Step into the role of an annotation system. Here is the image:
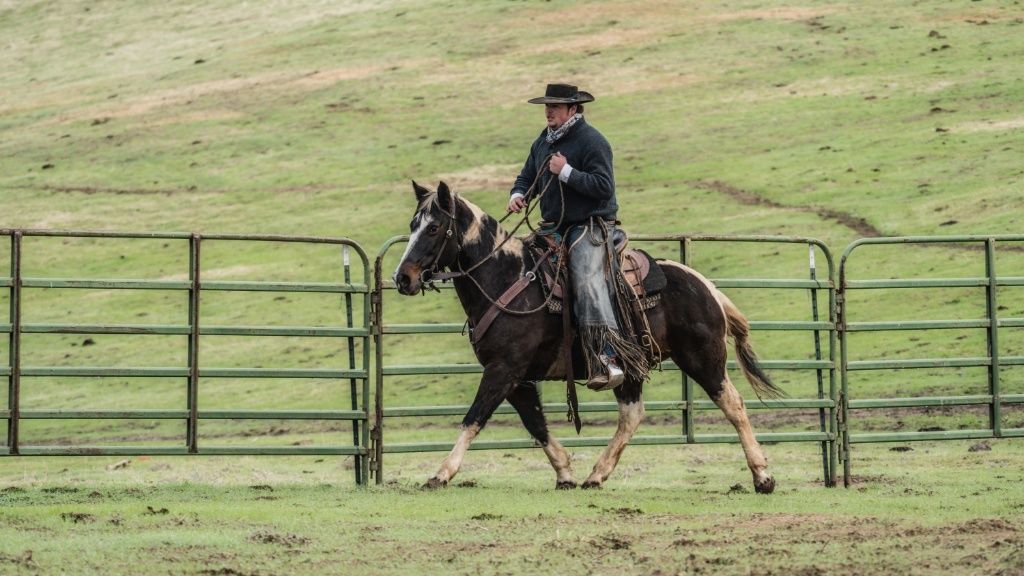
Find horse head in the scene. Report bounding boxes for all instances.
[393,181,462,295]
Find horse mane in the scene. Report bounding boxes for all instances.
[419,186,522,256]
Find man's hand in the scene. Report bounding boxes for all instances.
[507,195,526,213]
[548,152,567,174]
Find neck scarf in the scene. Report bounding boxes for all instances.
[546,113,583,143]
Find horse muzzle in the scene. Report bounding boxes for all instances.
[393,262,423,296]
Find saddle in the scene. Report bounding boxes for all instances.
[534,233,667,314]
[467,232,666,347]
[466,230,666,434]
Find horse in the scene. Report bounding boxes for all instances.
[392,181,783,493]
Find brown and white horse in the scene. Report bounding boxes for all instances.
[393,181,783,493]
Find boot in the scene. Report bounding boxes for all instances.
[585,355,625,391]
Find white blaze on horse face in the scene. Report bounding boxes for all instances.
[394,211,434,281]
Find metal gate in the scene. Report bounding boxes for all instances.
[838,235,1024,486]
[1,230,371,484]
[373,234,839,486]
[10,228,1022,488]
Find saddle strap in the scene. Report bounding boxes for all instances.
[563,285,581,434]
[471,275,531,345]
[470,248,552,345]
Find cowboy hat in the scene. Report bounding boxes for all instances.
[527,83,595,104]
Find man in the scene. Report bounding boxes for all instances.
[508,83,647,390]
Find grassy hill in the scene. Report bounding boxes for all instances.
[3,0,1022,246]
[3,2,1024,574]
[2,0,1023,447]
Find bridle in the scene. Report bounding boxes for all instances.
[413,178,566,318]
[417,190,462,291]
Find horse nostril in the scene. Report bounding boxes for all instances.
[395,273,410,291]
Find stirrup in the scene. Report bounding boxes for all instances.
[585,356,625,391]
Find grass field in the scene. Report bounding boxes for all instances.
[2,0,1024,574]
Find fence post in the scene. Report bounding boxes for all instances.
[985,238,1002,438]
[187,234,201,454]
[7,232,22,455]
[343,247,363,484]
[680,237,694,443]
[808,245,833,486]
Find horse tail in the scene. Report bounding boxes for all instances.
[715,291,786,400]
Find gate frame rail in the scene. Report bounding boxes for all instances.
[373,233,839,487]
[1,230,372,484]
[837,235,1024,486]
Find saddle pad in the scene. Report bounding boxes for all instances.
[624,249,667,296]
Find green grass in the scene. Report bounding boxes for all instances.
[2,0,1024,573]
[2,442,1023,575]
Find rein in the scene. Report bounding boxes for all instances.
[421,156,568,318]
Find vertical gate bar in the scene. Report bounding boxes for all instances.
[361,251,371,485]
[186,234,200,453]
[343,247,362,484]
[372,254,385,483]
[7,232,22,454]
[680,238,694,443]
[985,238,1001,438]
[837,267,851,487]
[827,254,839,488]
[808,244,832,485]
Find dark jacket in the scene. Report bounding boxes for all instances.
[510,117,617,231]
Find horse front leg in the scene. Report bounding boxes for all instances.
[582,381,644,489]
[425,363,517,489]
[712,375,775,494]
[507,381,576,489]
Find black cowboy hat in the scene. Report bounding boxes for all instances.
[527,83,595,105]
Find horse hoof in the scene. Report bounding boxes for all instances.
[556,480,578,490]
[754,476,776,494]
[422,477,448,490]
[581,480,602,490]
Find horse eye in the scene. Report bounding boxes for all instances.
[428,224,440,234]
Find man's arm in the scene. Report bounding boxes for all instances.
[509,140,541,212]
[557,136,615,200]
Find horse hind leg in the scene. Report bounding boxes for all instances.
[582,379,644,489]
[712,374,775,494]
[507,381,576,489]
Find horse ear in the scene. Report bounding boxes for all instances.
[412,180,431,203]
[437,181,452,206]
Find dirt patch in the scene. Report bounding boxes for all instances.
[11,183,189,196]
[42,487,79,494]
[470,512,503,521]
[704,7,838,23]
[591,533,632,550]
[957,518,1018,534]
[952,117,1024,133]
[690,179,884,237]
[0,551,37,570]
[249,530,310,547]
[440,164,520,193]
[691,179,1024,254]
[60,512,96,524]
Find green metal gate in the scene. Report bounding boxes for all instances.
[1,230,371,484]
[12,228,1022,488]
[838,235,1024,486]
[373,234,839,486]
